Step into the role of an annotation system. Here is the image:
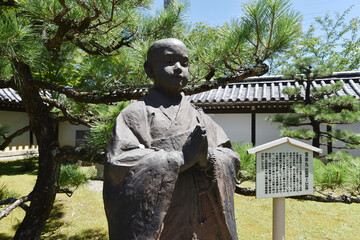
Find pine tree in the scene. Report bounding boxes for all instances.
[0,0,301,238]
[269,7,360,157]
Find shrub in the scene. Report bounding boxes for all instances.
[327,151,357,162]
[315,160,346,189]
[0,184,18,201]
[85,101,130,154]
[314,152,360,191]
[58,164,96,189]
[232,142,256,182]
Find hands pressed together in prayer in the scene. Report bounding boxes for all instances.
[181,125,208,172]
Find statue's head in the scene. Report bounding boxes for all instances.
[144,38,189,94]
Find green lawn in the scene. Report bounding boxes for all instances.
[235,187,360,239]
[1,160,360,239]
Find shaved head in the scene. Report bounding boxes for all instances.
[146,38,188,64]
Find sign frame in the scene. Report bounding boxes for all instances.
[255,144,314,199]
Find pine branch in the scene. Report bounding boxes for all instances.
[46,0,136,55]
[41,97,93,127]
[264,0,276,59]
[72,40,108,55]
[0,125,31,150]
[330,146,353,150]
[45,21,73,51]
[53,146,105,164]
[183,63,269,95]
[57,187,77,197]
[75,0,91,16]
[55,116,91,127]
[46,0,102,51]
[41,96,69,116]
[148,1,183,39]
[0,195,31,220]
[282,122,312,127]
[32,79,146,103]
[73,35,132,56]
[320,131,360,146]
[90,0,115,27]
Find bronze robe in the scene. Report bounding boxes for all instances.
[103,88,240,240]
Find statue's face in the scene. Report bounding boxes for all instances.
[149,39,189,93]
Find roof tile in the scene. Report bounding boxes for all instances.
[188,71,360,105]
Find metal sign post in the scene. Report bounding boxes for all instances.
[248,137,322,240]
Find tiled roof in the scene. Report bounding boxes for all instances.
[0,88,22,103]
[188,71,360,113]
[0,88,24,111]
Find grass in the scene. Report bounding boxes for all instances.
[1,160,360,239]
[236,182,360,240]
[0,160,106,240]
[0,173,107,240]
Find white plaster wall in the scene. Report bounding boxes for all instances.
[207,113,251,144]
[58,122,89,147]
[0,110,30,147]
[256,113,283,145]
[207,112,360,156]
[208,113,283,146]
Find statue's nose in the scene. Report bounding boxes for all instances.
[174,62,182,72]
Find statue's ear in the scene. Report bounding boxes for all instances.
[144,61,154,79]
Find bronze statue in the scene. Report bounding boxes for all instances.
[103,38,240,240]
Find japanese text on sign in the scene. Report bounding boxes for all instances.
[256,145,313,199]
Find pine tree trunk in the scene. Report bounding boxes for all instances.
[327,125,333,155]
[14,146,60,240]
[12,60,61,240]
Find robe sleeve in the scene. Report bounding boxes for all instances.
[209,148,240,240]
[103,104,185,240]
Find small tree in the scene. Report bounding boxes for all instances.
[269,7,360,157]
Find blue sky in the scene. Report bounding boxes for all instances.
[153,0,359,29]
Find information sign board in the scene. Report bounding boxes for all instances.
[255,144,313,199]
